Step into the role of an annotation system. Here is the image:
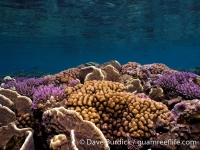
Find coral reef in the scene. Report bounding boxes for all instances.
[49,68,80,85]
[151,99,200,150]
[32,84,66,109]
[122,62,141,75]
[156,71,200,99]
[171,99,200,123]
[50,134,68,150]
[0,104,16,126]
[66,80,171,143]
[80,66,107,82]
[1,77,49,98]
[0,123,34,150]
[122,62,169,79]
[42,107,109,150]
[1,61,200,150]
[101,60,122,72]
[79,60,121,82]
[15,113,36,129]
[0,88,32,114]
[0,88,35,149]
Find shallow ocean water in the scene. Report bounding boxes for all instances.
[0,0,200,74]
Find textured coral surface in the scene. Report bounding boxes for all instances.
[66,80,171,142]
[1,60,200,150]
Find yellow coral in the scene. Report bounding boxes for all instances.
[66,80,170,141]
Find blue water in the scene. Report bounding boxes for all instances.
[0,0,200,75]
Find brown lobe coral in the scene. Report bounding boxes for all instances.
[65,80,171,142]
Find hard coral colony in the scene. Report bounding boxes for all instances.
[0,60,200,150]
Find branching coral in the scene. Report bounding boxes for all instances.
[1,77,49,98]
[156,71,200,99]
[32,84,66,109]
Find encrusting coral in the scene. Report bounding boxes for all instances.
[49,68,80,85]
[171,99,200,123]
[36,96,67,112]
[65,80,171,143]
[122,62,141,75]
[42,107,109,150]
[151,99,200,150]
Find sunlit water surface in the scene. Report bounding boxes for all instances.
[0,0,200,75]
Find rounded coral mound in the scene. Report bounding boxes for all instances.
[65,80,171,142]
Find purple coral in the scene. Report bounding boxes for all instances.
[68,79,80,87]
[156,71,200,99]
[2,77,48,98]
[171,99,200,121]
[32,84,66,109]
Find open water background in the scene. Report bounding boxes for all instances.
[0,0,200,75]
